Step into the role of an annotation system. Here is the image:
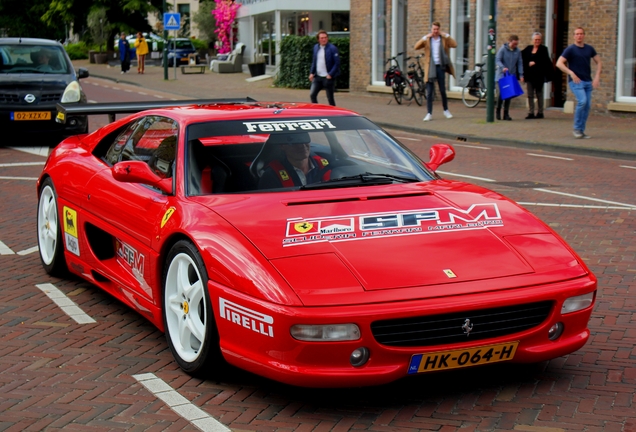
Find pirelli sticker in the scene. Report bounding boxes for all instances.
[63,206,80,256]
[284,203,504,247]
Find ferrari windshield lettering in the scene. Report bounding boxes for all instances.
[243,119,336,133]
[219,297,274,338]
[284,203,504,246]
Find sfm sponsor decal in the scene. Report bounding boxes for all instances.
[116,239,145,276]
[243,118,336,133]
[284,203,503,246]
[219,297,274,338]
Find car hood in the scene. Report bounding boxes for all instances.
[201,183,586,303]
[0,74,73,87]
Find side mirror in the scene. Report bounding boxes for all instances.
[426,143,455,172]
[77,67,89,79]
[112,160,173,195]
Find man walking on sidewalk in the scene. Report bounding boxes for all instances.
[556,27,602,139]
[414,22,457,122]
[309,30,340,106]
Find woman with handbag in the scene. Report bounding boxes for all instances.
[522,32,554,119]
[495,35,524,120]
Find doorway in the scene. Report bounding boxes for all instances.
[551,0,569,107]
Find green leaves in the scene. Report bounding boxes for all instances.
[274,36,349,90]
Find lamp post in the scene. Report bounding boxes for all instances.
[486,0,496,122]
[163,0,168,80]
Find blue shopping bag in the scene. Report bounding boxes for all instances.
[498,71,524,100]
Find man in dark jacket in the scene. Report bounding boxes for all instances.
[521,32,553,119]
[309,30,340,106]
[118,33,130,74]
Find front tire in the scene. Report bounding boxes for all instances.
[462,84,482,108]
[37,178,68,276]
[392,81,403,105]
[162,240,222,376]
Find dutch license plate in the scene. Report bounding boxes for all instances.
[407,341,519,374]
[12,111,52,121]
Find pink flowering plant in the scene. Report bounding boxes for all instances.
[213,0,240,54]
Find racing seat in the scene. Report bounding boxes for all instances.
[249,132,311,180]
[200,155,231,194]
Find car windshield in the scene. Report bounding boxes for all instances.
[0,44,69,74]
[185,116,434,195]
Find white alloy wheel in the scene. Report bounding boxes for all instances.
[38,184,58,265]
[164,251,207,363]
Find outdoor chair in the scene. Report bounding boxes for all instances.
[211,43,245,73]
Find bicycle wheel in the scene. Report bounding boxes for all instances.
[403,79,414,102]
[462,80,483,108]
[392,81,403,105]
[412,77,425,106]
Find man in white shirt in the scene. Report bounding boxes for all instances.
[414,22,457,121]
[309,31,341,106]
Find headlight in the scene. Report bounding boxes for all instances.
[561,292,595,314]
[290,324,360,341]
[61,81,81,103]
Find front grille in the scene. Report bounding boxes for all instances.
[0,93,20,104]
[371,301,553,347]
[41,92,62,103]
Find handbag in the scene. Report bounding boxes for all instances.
[498,71,524,100]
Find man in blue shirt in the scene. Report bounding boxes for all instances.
[309,31,340,106]
[557,27,602,139]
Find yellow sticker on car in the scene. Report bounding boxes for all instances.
[62,206,80,256]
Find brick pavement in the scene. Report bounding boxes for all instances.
[74,59,636,160]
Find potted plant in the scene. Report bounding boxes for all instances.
[87,7,111,64]
[248,53,266,77]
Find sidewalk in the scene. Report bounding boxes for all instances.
[74,59,636,160]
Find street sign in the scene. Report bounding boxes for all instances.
[164,13,181,31]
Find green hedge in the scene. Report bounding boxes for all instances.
[275,36,349,90]
[64,42,91,60]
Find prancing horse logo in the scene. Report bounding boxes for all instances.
[462,318,474,336]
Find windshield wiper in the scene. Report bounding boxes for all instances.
[300,173,419,190]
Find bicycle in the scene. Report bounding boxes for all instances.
[459,57,489,108]
[384,52,413,105]
[406,54,426,106]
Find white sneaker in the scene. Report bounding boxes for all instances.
[423,113,432,122]
[443,110,453,119]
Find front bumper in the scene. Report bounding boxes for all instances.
[212,275,596,387]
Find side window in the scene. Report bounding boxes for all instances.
[104,116,179,179]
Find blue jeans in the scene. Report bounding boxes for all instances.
[569,81,593,133]
[310,76,336,106]
[426,64,449,114]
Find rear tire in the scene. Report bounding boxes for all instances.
[392,81,403,105]
[162,240,222,376]
[462,83,483,108]
[413,78,425,106]
[37,178,68,276]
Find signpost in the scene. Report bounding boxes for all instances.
[163,12,181,80]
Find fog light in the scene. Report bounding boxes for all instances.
[350,347,369,367]
[548,322,564,341]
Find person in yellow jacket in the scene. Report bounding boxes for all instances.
[414,22,457,122]
[134,32,149,74]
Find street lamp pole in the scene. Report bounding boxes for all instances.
[486,0,497,122]
[163,0,168,80]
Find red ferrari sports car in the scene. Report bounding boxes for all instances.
[37,100,596,387]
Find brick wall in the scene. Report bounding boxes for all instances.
[350,0,630,114]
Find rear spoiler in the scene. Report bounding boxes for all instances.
[55,97,257,124]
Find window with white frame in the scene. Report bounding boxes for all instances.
[617,0,636,101]
[372,0,388,85]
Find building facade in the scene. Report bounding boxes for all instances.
[350,0,636,115]
[235,0,350,66]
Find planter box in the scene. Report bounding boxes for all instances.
[94,53,109,64]
[248,62,266,77]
